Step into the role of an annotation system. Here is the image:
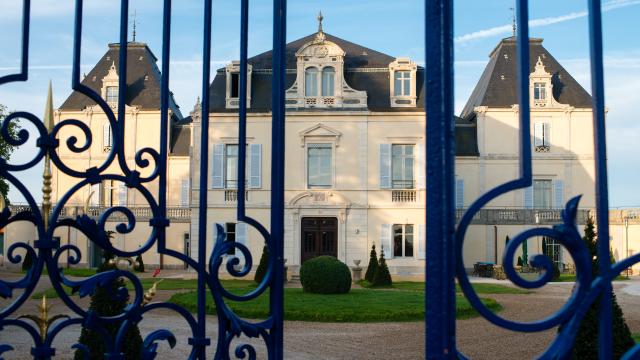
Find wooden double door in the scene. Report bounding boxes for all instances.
[301,217,338,264]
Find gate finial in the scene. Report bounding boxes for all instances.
[42,81,54,231]
[510,6,516,37]
[315,11,325,42]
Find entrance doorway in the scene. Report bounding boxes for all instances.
[301,217,338,263]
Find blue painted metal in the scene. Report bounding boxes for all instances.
[0,0,285,359]
[424,0,632,358]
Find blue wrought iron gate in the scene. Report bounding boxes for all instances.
[0,0,634,359]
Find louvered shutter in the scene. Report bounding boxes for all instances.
[534,123,544,147]
[455,178,464,209]
[234,222,248,263]
[379,144,391,189]
[416,143,426,189]
[181,178,190,207]
[117,184,127,205]
[524,186,533,209]
[543,123,551,147]
[417,224,426,260]
[103,123,112,148]
[381,224,393,259]
[249,144,262,188]
[554,179,564,209]
[212,144,224,189]
[90,184,101,206]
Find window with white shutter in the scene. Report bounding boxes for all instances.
[249,144,262,188]
[416,143,426,189]
[554,179,564,209]
[103,123,113,152]
[380,224,393,259]
[534,122,550,152]
[181,178,190,207]
[211,144,224,189]
[379,144,391,189]
[90,183,101,206]
[455,178,464,209]
[117,184,127,206]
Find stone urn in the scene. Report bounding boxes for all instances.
[351,259,363,282]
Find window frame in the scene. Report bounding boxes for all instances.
[534,82,547,101]
[321,66,335,96]
[106,86,118,104]
[394,71,411,96]
[393,224,415,258]
[533,179,553,209]
[306,143,333,189]
[391,144,415,189]
[224,144,239,189]
[305,67,319,97]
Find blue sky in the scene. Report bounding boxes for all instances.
[0,0,639,207]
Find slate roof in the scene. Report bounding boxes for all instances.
[460,37,592,119]
[207,33,425,113]
[60,42,182,117]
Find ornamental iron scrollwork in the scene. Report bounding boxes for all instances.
[0,0,286,359]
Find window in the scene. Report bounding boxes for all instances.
[393,224,414,258]
[394,71,411,96]
[534,122,550,152]
[103,123,113,151]
[225,223,236,255]
[225,144,239,189]
[106,86,118,104]
[533,179,552,209]
[534,82,546,101]
[307,143,332,188]
[230,73,240,98]
[321,67,335,96]
[392,144,414,189]
[543,237,562,267]
[305,67,319,96]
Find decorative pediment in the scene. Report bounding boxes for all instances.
[529,56,568,109]
[289,190,351,207]
[299,123,342,147]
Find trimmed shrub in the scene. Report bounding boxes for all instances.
[517,256,523,267]
[134,254,145,273]
[364,244,378,283]
[74,235,142,359]
[372,247,392,287]
[21,249,34,271]
[254,245,269,283]
[300,256,351,294]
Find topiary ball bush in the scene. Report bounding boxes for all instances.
[300,256,351,294]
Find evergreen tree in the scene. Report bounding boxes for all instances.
[254,245,270,283]
[372,246,392,287]
[74,235,143,359]
[134,254,145,273]
[21,247,34,271]
[0,105,20,203]
[568,217,634,359]
[364,244,378,283]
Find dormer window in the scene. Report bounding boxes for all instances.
[389,58,418,107]
[225,61,252,109]
[106,86,118,104]
[534,82,546,101]
[305,67,319,96]
[321,67,335,96]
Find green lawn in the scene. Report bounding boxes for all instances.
[552,274,630,282]
[358,281,531,294]
[24,267,98,277]
[169,288,501,322]
[634,333,640,344]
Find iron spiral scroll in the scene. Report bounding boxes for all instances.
[0,0,285,359]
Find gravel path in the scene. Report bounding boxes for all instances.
[0,276,638,359]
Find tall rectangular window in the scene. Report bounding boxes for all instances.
[392,144,414,189]
[533,179,552,209]
[393,224,414,258]
[225,223,236,255]
[534,82,546,100]
[231,73,240,98]
[394,71,411,96]
[225,144,239,189]
[106,86,118,104]
[307,143,332,188]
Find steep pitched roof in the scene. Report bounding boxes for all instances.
[60,42,182,116]
[460,37,592,119]
[207,33,425,113]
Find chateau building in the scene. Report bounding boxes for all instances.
[5,20,640,276]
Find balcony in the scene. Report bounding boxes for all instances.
[392,190,417,203]
[224,190,249,203]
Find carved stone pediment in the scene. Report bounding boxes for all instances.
[299,123,342,147]
[289,191,351,207]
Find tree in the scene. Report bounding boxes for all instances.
[364,244,378,283]
[0,105,20,203]
[372,246,392,287]
[254,245,269,283]
[133,254,145,273]
[74,234,143,359]
[568,217,634,359]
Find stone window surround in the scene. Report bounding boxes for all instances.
[225,61,253,109]
[299,124,341,189]
[389,57,418,108]
[101,61,120,108]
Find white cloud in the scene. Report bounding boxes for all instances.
[455,0,640,44]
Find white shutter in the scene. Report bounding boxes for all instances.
[379,144,391,189]
[90,184,100,206]
[554,179,564,209]
[524,186,533,209]
[543,123,551,147]
[211,144,224,189]
[455,178,464,209]
[117,184,127,205]
[417,224,426,260]
[234,222,248,263]
[103,123,112,148]
[381,224,393,259]
[416,143,426,189]
[249,144,262,189]
[533,123,543,147]
[181,178,190,207]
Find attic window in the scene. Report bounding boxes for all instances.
[394,71,410,96]
[225,61,252,109]
[231,73,240,98]
[534,83,546,100]
[106,86,118,104]
[144,75,149,81]
[389,58,418,107]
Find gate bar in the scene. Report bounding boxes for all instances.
[424,0,456,358]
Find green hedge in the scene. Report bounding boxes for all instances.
[300,256,351,294]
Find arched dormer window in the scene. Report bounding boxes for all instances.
[321,67,335,96]
[305,67,319,96]
[101,61,120,108]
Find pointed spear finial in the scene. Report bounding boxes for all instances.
[132,10,137,42]
[510,7,516,37]
[44,81,54,133]
[42,81,54,230]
